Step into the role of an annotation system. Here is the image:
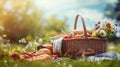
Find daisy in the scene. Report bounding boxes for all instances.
[99,30,107,37]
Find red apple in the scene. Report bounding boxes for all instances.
[87,33,92,37]
[68,35,72,38]
[64,35,68,38]
[64,35,72,39]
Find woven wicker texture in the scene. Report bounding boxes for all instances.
[61,14,108,58]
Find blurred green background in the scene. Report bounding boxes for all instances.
[0,0,68,42]
[0,0,120,43]
[0,0,120,67]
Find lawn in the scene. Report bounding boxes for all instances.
[0,42,120,67]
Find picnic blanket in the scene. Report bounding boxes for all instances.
[87,52,120,61]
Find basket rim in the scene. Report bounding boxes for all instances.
[63,37,107,41]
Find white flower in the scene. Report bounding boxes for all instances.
[3,34,7,37]
[38,38,43,44]
[19,38,26,43]
[34,42,39,46]
[99,30,106,37]
[6,43,10,47]
[0,36,3,41]
[24,41,32,49]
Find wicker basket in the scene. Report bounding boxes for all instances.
[61,14,108,58]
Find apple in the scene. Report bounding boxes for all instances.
[75,34,81,38]
[64,35,72,39]
[68,35,72,38]
[87,33,92,37]
[64,35,68,38]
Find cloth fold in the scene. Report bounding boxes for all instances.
[87,52,120,61]
[53,37,63,55]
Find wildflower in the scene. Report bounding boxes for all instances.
[98,21,101,24]
[93,21,115,39]
[19,38,26,43]
[0,36,3,41]
[17,47,22,52]
[8,51,12,55]
[106,22,111,27]
[3,34,7,38]
[4,60,7,63]
[34,41,39,46]
[6,43,10,47]
[99,30,107,37]
[38,38,43,44]
[24,41,33,50]
[96,26,100,29]
[108,26,114,31]
[11,49,16,53]
[91,32,97,37]
[115,24,117,26]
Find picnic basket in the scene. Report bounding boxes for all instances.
[61,14,108,58]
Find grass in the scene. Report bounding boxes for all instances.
[0,43,120,67]
[108,43,120,53]
[0,58,120,67]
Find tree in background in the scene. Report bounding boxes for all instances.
[0,0,68,42]
[43,15,67,35]
[104,0,120,21]
[104,0,120,43]
[114,0,120,21]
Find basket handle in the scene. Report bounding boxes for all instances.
[74,14,87,38]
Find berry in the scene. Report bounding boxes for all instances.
[52,55,58,60]
[54,51,60,56]
[23,54,30,58]
[11,52,21,60]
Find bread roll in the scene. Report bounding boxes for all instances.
[37,48,52,55]
[73,30,93,35]
[36,54,51,62]
[43,44,53,52]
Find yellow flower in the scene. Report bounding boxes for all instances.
[8,51,12,55]
[92,32,97,37]
[17,47,22,51]
[11,49,16,53]
[17,47,22,53]
[108,26,114,30]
